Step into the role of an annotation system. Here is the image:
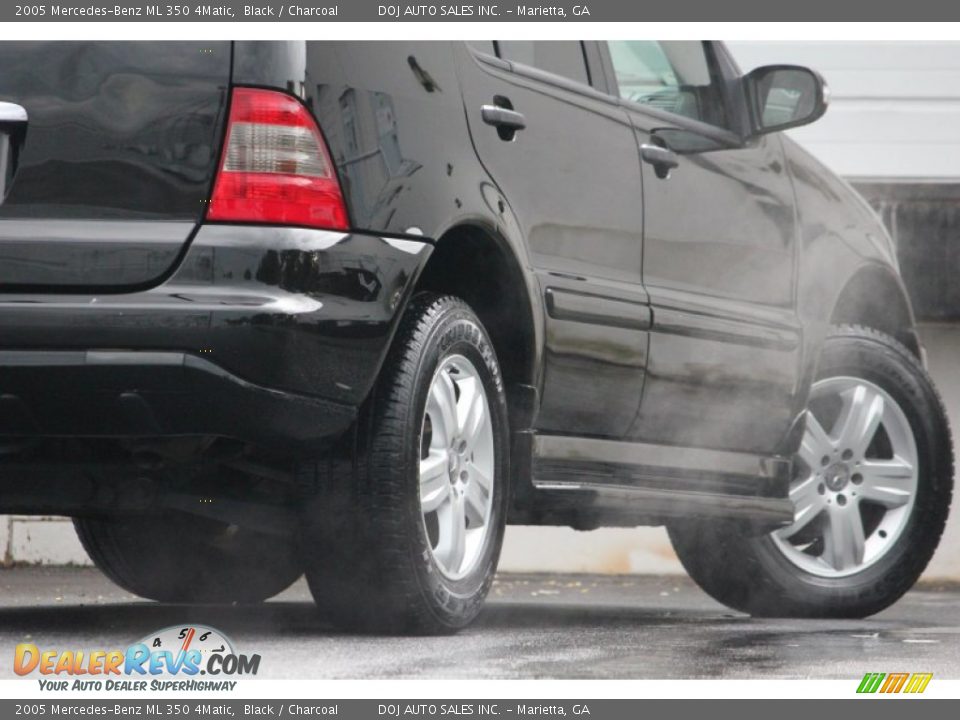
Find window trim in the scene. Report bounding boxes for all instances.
[709,41,754,139]
[464,40,498,59]
[582,41,615,95]
[469,41,611,101]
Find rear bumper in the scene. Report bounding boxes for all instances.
[0,224,432,447]
[0,349,355,448]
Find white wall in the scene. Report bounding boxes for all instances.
[728,42,960,182]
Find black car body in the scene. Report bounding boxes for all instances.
[0,41,949,631]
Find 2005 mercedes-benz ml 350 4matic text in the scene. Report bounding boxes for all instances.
[0,41,952,633]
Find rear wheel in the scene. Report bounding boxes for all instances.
[74,512,302,603]
[300,293,510,634]
[669,325,953,617]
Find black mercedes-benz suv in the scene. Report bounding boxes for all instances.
[0,41,951,633]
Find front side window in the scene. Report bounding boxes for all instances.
[607,41,727,128]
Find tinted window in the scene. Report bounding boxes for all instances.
[608,41,727,128]
[497,41,590,85]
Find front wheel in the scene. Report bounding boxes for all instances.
[669,325,953,618]
[300,293,510,634]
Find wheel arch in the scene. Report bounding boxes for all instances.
[413,222,542,431]
[829,264,921,358]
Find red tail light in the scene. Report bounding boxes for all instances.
[207,87,349,231]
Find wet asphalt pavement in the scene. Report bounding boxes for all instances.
[0,567,958,679]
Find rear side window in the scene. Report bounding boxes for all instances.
[607,41,728,129]
[497,41,590,86]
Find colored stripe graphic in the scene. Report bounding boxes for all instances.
[881,673,910,693]
[904,673,933,694]
[857,673,885,693]
[857,672,932,694]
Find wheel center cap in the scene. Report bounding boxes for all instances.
[824,462,851,491]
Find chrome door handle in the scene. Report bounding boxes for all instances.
[0,102,28,203]
[481,105,526,131]
[0,102,28,124]
[640,143,679,180]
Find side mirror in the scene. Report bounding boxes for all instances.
[743,65,828,137]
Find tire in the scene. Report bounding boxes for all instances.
[74,512,303,603]
[300,293,510,634]
[669,325,953,618]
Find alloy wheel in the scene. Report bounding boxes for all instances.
[771,376,919,578]
[419,354,496,580]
